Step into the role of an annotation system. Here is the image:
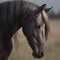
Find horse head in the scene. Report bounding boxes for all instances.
[22,4,52,58]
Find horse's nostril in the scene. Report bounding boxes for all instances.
[38,51,44,58]
[41,52,44,57]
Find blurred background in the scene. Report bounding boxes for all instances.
[0,0,60,60]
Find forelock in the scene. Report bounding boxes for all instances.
[42,10,50,40]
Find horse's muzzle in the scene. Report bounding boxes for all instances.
[32,51,44,58]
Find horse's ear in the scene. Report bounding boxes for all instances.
[45,7,53,12]
[34,4,46,14]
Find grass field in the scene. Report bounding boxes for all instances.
[8,19,60,60]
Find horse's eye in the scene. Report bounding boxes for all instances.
[36,25,41,29]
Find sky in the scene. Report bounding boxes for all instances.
[0,0,60,13]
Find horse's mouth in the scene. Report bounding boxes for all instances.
[32,40,44,58]
[32,51,44,58]
[32,44,44,58]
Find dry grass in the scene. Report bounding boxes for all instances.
[9,19,60,60]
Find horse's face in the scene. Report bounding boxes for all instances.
[32,11,46,58]
[23,11,46,58]
[22,4,52,58]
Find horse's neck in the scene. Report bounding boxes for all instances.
[6,1,38,27]
[0,1,24,39]
[0,1,38,39]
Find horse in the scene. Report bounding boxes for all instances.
[0,1,52,60]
